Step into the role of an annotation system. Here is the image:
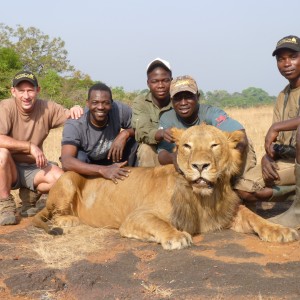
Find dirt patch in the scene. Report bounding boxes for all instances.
[0,203,300,300]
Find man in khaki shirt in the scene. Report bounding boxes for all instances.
[236,35,300,228]
[131,58,173,166]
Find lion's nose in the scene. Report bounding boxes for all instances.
[192,163,210,172]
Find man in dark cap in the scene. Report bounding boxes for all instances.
[236,35,300,228]
[0,71,83,225]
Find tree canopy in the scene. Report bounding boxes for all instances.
[203,87,275,108]
[0,47,22,98]
[0,23,74,75]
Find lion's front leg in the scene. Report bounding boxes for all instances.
[230,205,299,242]
[47,172,82,231]
[119,211,193,250]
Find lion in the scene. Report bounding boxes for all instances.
[32,124,298,250]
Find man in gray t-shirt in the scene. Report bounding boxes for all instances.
[61,83,137,184]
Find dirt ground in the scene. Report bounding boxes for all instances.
[0,200,300,300]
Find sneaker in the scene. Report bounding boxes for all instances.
[0,194,17,225]
[19,188,42,218]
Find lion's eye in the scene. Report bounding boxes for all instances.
[183,143,191,149]
[211,143,219,148]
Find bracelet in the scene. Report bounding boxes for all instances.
[28,141,31,154]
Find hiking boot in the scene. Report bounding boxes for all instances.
[0,194,17,225]
[19,188,42,217]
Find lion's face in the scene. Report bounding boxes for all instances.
[172,124,244,196]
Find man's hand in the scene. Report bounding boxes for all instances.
[261,154,279,186]
[265,125,279,158]
[100,161,130,184]
[69,105,84,120]
[161,128,175,143]
[107,131,128,163]
[29,143,48,168]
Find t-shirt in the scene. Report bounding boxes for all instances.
[273,84,300,147]
[0,98,67,163]
[158,104,244,153]
[62,100,132,161]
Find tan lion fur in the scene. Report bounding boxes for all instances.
[33,124,298,250]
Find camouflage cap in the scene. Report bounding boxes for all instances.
[12,71,38,87]
[272,35,300,56]
[170,75,198,98]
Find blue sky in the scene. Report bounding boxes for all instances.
[1,0,299,96]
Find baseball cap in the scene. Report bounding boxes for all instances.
[146,57,171,73]
[272,35,300,56]
[170,75,198,98]
[12,71,39,87]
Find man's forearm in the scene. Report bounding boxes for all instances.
[158,150,175,165]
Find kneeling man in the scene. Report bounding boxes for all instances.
[61,83,138,184]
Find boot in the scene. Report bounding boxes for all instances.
[19,188,42,217]
[268,163,300,228]
[0,194,17,225]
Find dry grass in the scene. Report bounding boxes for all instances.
[226,105,273,160]
[43,127,64,166]
[141,282,173,298]
[31,225,112,269]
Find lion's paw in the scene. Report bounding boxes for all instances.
[259,225,299,243]
[161,231,193,250]
[54,215,81,228]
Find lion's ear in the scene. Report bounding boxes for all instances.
[225,130,246,149]
[171,128,185,145]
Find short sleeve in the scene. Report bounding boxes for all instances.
[61,120,82,147]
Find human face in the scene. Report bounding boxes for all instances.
[276,49,300,88]
[87,90,112,127]
[147,67,172,104]
[11,81,40,113]
[172,91,199,121]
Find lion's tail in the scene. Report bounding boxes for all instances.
[32,207,54,234]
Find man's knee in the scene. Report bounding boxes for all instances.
[49,165,64,183]
[34,164,64,192]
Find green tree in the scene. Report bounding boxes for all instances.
[205,90,231,107]
[112,86,126,101]
[39,70,63,99]
[0,47,22,98]
[0,23,74,75]
[59,71,94,108]
[241,87,270,102]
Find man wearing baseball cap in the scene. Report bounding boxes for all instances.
[131,58,173,167]
[12,71,39,87]
[236,35,300,227]
[157,75,250,166]
[0,70,83,225]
